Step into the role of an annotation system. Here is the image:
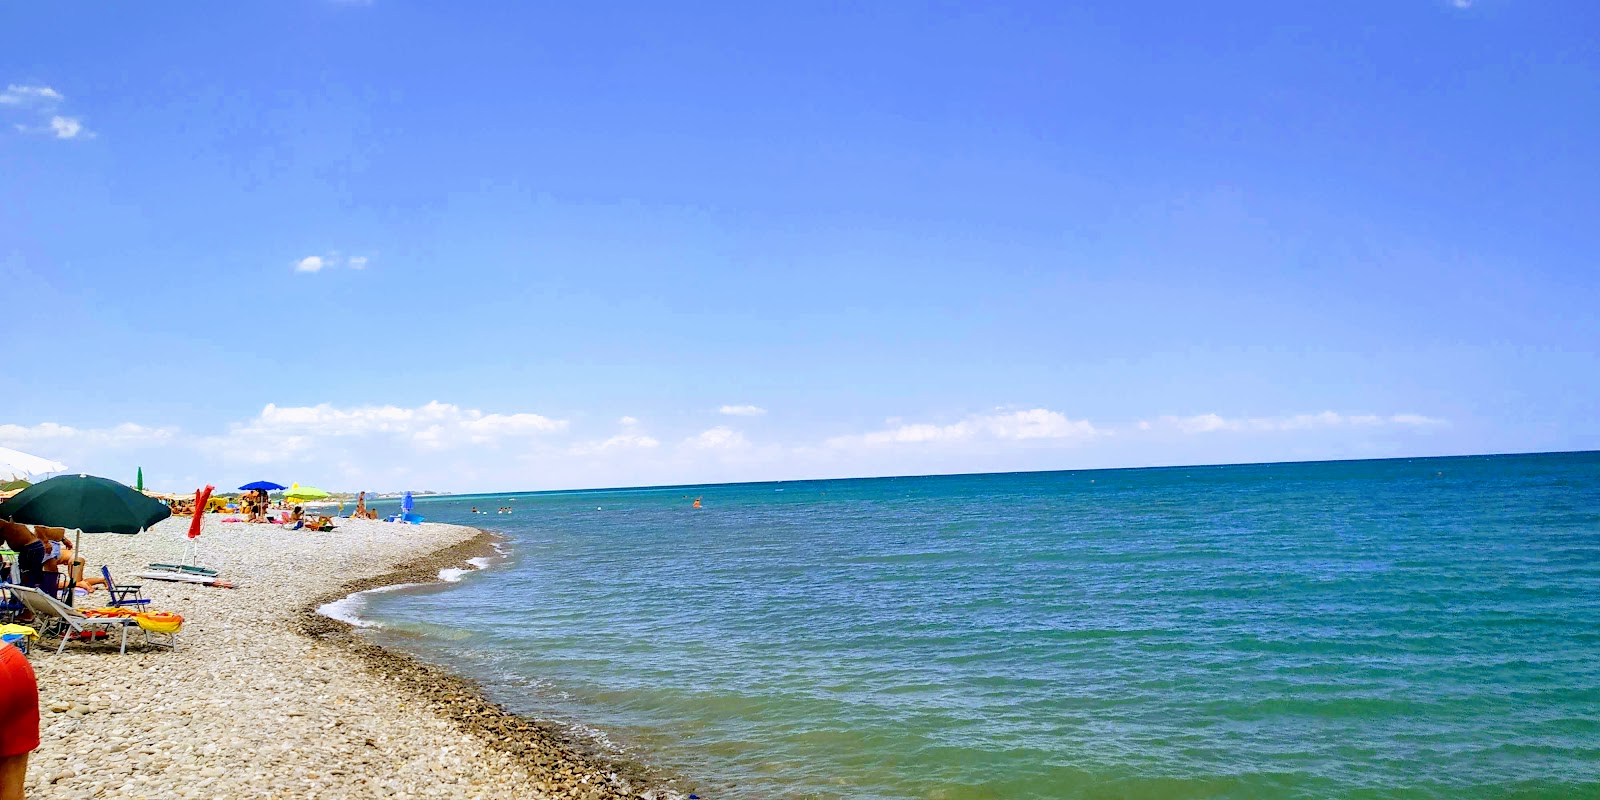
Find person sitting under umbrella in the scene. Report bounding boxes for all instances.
[0,522,43,620]
[34,526,69,599]
[56,538,88,590]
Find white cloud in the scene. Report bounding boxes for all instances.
[4,87,92,140]
[1148,412,1446,434]
[829,408,1098,448]
[247,401,563,442]
[686,426,749,450]
[0,422,177,448]
[569,433,661,456]
[0,84,62,105]
[294,253,371,273]
[618,416,639,426]
[719,404,767,417]
[49,116,87,139]
[1452,0,1472,8]
[200,401,567,463]
[459,412,567,442]
[1389,413,1446,427]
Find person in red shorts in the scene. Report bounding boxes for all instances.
[0,640,39,800]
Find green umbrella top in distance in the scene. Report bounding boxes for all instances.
[0,474,173,534]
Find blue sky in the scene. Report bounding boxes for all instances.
[3,1,1597,492]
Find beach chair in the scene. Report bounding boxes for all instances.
[0,561,23,623]
[101,566,149,607]
[3,584,145,655]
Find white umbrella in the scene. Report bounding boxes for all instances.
[0,446,68,483]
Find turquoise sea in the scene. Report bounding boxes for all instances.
[351,453,1600,799]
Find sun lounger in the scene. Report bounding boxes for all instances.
[146,562,219,576]
[3,584,146,654]
[135,570,235,588]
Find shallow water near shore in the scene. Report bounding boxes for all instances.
[357,452,1600,799]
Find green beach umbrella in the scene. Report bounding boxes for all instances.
[0,479,28,493]
[0,474,172,534]
[136,467,144,492]
[284,484,330,501]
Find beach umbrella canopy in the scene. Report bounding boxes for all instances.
[239,480,287,491]
[0,479,29,492]
[284,484,330,500]
[0,446,68,483]
[0,474,172,534]
[401,491,414,514]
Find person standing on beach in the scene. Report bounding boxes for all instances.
[0,640,40,800]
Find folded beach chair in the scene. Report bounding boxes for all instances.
[101,566,149,607]
[3,584,145,655]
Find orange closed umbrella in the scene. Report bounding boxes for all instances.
[189,485,214,539]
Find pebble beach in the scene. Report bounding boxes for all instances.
[22,514,678,800]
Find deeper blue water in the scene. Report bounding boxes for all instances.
[357,453,1600,799]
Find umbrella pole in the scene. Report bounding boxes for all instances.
[68,528,81,607]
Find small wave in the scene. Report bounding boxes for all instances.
[468,556,494,569]
[439,567,472,582]
[316,582,424,627]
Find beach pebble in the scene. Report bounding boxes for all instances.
[24,514,667,800]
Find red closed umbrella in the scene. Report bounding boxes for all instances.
[189,485,214,539]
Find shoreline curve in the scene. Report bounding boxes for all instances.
[297,527,697,800]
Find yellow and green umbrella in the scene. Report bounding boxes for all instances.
[284,484,330,501]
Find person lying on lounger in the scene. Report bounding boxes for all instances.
[75,573,108,593]
[280,506,306,529]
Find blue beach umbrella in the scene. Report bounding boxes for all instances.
[238,480,287,491]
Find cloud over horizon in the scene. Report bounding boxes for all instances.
[1146,412,1447,435]
[0,402,1453,493]
[830,408,1099,448]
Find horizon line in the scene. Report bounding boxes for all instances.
[413,447,1599,499]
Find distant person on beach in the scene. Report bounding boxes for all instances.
[281,506,306,530]
[249,490,272,523]
[354,491,367,519]
[0,640,39,800]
